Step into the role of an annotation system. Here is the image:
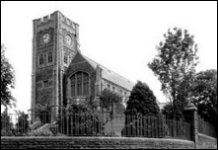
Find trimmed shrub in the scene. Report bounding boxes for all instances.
[125,81,160,116]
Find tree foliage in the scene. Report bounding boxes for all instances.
[1,110,29,136]
[148,28,199,119]
[1,45,15,107]
[15,111,29,135]
[126,81,160,116]
[192,69,217,128]
[161,102,183,120]
[1,109,13,136]
[100,89,123,116]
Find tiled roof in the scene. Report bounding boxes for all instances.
[84,56,134,91]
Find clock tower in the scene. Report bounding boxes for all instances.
[31,11,79,122]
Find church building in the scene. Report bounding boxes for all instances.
[31,11,134,122]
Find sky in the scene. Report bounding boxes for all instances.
[1,1,217,113]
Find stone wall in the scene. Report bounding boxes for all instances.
[1,137,194,149]
[197,133,217,149]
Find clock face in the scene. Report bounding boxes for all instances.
[66,34,72,46]
[42,33,50,44]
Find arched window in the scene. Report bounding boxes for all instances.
[70,71,90,97]
[48,52,53,63]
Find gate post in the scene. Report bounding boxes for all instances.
[184,102,198,149]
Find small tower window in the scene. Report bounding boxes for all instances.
[39,54,44,65]
[48,52,53,63]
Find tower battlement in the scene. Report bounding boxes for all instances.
[33,13,55,24]
[33,11,79,30]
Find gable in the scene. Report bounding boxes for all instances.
[70,52,87,64]
[66,52,96,77]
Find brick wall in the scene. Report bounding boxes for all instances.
[197,133,217,149]
[1,137,194,149]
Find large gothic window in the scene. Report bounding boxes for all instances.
[70,72,90,97]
